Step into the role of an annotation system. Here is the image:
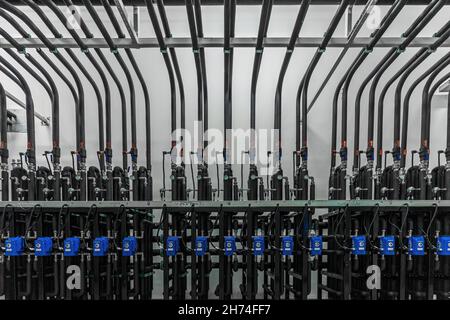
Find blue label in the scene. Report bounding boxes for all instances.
[352,235,366,255]
[5,237,24,257]
[437,236,450,256]
[122,236,137,257]
[408,236,425,256]
[34,237,53,257]
[252,236,265,256]
[282,236,294,256]
[166,236,180,257]
[195,236,208,257]
[310,236,323,256]
[64,237,81,257]
[93,237,109,257]
[224,236,236,256]
[380,236,396,256]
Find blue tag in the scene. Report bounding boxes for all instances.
[166,236,180,257]
[437,236,450,256]
[282,236,294,256]
[379,236,395,256]
[310,236,323,256]
[224,236,236,256]
[35,237,53,257]
[5,237,24,257]
[352,235,366,255]
[408,236,425,256]
[252,236,265,256]
[194,236,208,257]
[122,236,137,257]
[93,237,109,257]
[64,237,81,257]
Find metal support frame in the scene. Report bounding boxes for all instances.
[1,37,449,49]
[113,0,140,44]
[2,200,450,210]
[5,90,50,126]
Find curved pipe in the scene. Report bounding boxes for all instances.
[401,52,450,168]
[388,25,450,167]
[0,58,36,200]
[36,48,79,146]
[250,0,272,164]
[274,0,310,165]
[102,0,152,170]
[421,61,450,157]
[156,0,186,132]
[332,0,406,171]
[195,0,209,142]
[144,0,177,139]
[39,0,106,172]
[0,81,8,202]
[298,0,349,169]
[366,0,444,170]
[186,0,205,162]
[0,0,88,200]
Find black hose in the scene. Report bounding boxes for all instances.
[103,0,152,170]
[274,0,310,165]
[330,0,406,170]
[186,0,205,161]
[421,61,450,156]
[36,49,80,147]
[401,52,450,167]
[157,1,186,133]
[250,0,272,164]
[391,25,450,166]
[144,0,177,139]
[195,0,209,144]
[0,81,8,202]
[40,0,106,172]
[366,0,444,169]
[298,0,349,169]
[0,58,36,200]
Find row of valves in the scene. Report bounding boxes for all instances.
[4,234,449,258]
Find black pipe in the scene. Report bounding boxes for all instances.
[391,25,450,168]
[333,0,406,171]
[144,0,177,139]
[421,60,450,157]
[250,0,272,164]
[156,0,186,132]
[39,0,106,174]
[100,1,152,198]
[6,44,62,200]
[0,58,36,200]
[36,48,80,148]
[186,0,205,162]
[0,82,8,202]
[195,0,209,144]
[103,0,152,172]
[401,53,450,167]
[367,0,444,171]
[298,0,349,170]
[1,0,88,200]
[274,0,310,166]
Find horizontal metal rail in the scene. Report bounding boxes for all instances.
[1,200,450,211]
[1,37,449,49]
[9,0,448,6]
[5,90,50,126]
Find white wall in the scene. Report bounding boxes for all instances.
[1,4,450,203]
